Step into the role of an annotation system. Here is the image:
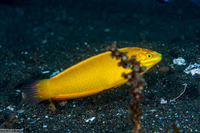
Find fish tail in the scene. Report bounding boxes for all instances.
[22,79,50,104]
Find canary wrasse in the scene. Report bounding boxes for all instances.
[23,47,162,104]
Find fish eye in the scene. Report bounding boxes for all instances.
[147,54,152,59]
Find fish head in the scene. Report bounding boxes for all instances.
[136,48,162,71]
[126,47,162,71]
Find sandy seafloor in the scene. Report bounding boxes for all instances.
[0,0,200,132]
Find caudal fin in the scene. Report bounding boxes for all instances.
[22,79,50,104]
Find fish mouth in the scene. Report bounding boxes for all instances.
[153,53,162,64]
[157,53,162,62]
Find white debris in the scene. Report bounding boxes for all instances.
[160,98,167,104]
[170,83,187,102]
[42,71,50,74]
[184,63,200,76]
[16,89,21,92]
[43,125,47,128]
[173,57,186,65]
[85,117,96,122]
[50,68,63,78]
[6,105,14,111]
[50,70,60,77]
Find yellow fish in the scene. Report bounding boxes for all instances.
[23,47,162,104]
